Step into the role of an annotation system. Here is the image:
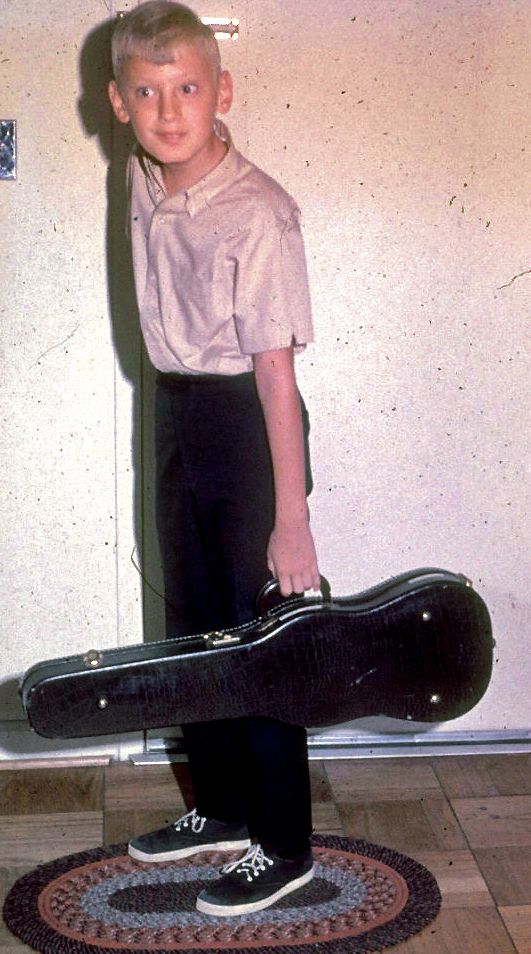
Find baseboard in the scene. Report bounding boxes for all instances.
[2,720,529,766]
[137,727,531,763]
[0,720,144,765]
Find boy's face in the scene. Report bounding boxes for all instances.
[108,40,232,184]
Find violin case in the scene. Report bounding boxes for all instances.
[21,567,493,739]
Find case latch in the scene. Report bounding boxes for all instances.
[204,632,242,649]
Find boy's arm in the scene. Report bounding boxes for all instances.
[253,347,320,597]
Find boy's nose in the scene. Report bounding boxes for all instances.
[159,91,181,122]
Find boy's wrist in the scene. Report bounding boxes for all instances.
[273,504,310,530]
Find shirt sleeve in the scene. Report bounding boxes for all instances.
[232,206,314,354]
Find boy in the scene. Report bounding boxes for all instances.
[108,0,320,917]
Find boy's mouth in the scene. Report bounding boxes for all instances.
[157,131,186,144]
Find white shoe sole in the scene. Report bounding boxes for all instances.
[196,864,315,916]
[128,837,250,863]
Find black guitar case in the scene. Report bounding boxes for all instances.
[21,567,493,739]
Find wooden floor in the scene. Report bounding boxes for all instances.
[0,753,530,952]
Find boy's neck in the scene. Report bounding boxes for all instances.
[160,134,228,197]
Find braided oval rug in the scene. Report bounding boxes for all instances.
[3,834,440,954]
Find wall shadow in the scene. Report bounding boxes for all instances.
[77,18,166,647]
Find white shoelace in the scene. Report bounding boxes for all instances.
[173,808,207,834]
[221,844,274,882]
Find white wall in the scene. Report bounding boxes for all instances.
[0,0,529,760]
[0,0,144,759]
[242,0,531,737]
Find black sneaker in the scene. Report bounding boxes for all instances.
[128,808,250,863]
[196,843,314,916]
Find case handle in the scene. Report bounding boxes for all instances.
[256,575,332,617]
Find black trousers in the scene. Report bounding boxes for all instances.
[155,371,313,859]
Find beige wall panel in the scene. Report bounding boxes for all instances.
[241,0,530,732]
[0,0,142,749]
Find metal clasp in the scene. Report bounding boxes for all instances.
[204,632,242,649]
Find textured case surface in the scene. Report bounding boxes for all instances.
[21,568,493,738]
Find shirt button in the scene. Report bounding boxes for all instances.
[159,216,166,224]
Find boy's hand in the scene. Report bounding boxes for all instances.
[267,514,320,596]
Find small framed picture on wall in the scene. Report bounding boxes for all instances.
[0,120,16,180]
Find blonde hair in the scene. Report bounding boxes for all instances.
[111,1,221,82]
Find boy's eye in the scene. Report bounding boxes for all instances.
[182,83,198,95]
[137,86,153,98]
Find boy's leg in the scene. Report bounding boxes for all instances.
[153,377,258,826]
[128,379,251,862]
[152,373,313,858]
[194,697,314,914]
[181,718,312,859]
[240,718,312,859]
[182,375,313,859]
[180,718,248,823]
[154,380,224,638]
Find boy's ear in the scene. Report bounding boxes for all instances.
[108,80,131,124]
[217,70,233,115]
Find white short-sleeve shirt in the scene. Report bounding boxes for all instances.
[128,122,314,375]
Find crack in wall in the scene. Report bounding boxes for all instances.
[497,269,531,291]
[31,324,80,368]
